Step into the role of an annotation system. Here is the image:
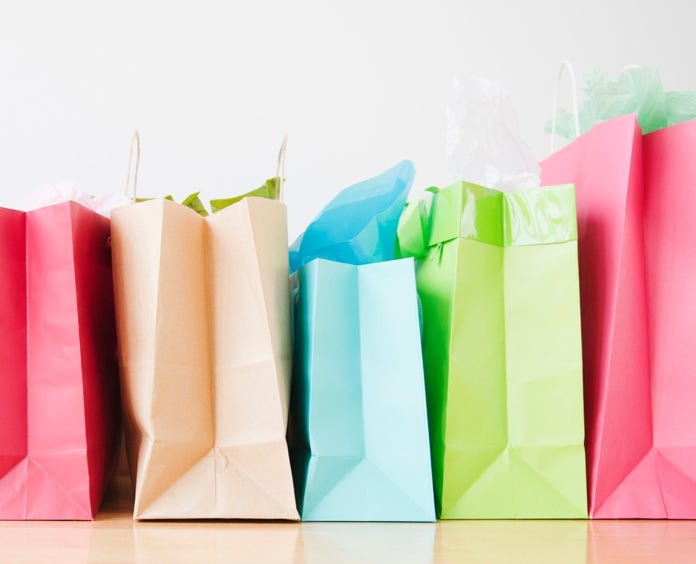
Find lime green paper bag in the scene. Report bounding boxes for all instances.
[397,181,587,519]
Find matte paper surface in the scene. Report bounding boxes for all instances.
[112,197,298,520]
[290,258,435,522]
[542,115,696,518]
[0,202,120,520]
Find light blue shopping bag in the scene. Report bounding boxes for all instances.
[290,258,435,521]
[288,160,434,521]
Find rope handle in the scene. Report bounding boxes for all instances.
[125,131,286,204]
[550,60,580,152]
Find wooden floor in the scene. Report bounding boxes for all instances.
[2,477,696,563]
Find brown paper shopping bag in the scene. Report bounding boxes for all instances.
[111,135,297,519]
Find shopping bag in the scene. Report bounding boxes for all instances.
[291,258,435,522]
[397,181,587,518]
[288,161,434,521]
[112,196,298,520]
[541,115,647,518]
[543,66,696,517]
[543,115,696,518]
[639,120,696,518]
[0,201,120,520]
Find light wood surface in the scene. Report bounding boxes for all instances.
[2,476,696,563]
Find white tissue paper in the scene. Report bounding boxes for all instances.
[447,76,540,191]
[19,182,131,217]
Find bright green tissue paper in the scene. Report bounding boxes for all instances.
[136,178,281,217]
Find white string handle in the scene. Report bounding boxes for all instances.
[276,133,288,202]
[550,60,580,152]
[125,130,141,202]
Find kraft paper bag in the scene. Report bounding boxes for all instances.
[543,112,696,518]
[290,258,435,522]
[397,182,587,519]
[0,202,120,520]
[112,196,298,520]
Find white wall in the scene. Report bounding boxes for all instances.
[1,0,694,238]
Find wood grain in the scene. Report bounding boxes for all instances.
[1,475,695,563]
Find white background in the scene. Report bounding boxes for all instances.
[1,0,694,238]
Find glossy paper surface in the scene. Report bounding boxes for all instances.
[290,258,435,522]
[398,182,587,518]
[0,202,120,520]
[112,197,298,520]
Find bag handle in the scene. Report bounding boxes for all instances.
[124,132,285,206]
[125,130,141,202]
[276,134,288,202]
[549,60,580,152]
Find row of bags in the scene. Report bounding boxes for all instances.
[1,67,695,521]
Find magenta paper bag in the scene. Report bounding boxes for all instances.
[638,120,696,518]
[543,113,696,518]
[540,115,652,518]
[0,202,120,520]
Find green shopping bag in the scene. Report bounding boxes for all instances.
[397,181,587,519]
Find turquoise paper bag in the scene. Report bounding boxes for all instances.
[290,257,435,522]
[288,160,415,273]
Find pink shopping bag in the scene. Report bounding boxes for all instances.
[0,202,120,520]
[541,114,696,518]
[638,120,696,518]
